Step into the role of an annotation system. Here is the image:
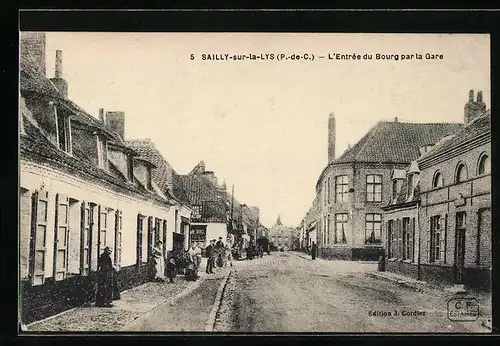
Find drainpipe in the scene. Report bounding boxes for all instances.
[417,201,421,281]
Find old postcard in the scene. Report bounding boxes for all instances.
[19,31,491,333]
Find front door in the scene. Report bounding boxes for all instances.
[455,212,467,283]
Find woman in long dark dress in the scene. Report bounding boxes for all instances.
[311,241,318,260]
[96,247,115,307]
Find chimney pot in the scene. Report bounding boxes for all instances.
[477,90,483,103]
[328,112,336,163]
[394,117,398,122]
[469,89,474,102]
[105,111,125,139]
[98,108,105,123]
[55,50,63,78]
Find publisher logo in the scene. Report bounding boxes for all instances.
[447,297,479,321]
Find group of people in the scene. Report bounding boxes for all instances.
[93,238,234,308]
[246,243,264,260]
[204,237,233,274]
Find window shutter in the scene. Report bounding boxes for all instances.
[162,221,167,258]
[137,215,143,266]
[426,217,431,262]
[410,218,415,262]
[30,190,49,286]
[444,214,448,264]
[53,193,70,281]
[147,216,154,260]
[114,210,122,269]
[80,202,93,275]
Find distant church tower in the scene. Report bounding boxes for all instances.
[328,112,336,163]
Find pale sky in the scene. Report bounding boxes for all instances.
[43,33,490,228]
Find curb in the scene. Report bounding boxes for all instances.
[119,275,207,331]
[366,272,426,292]
[204,269,232,332]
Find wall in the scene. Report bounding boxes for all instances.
[19,160,178,323]
[317,162,407,259]
[418,141,491,289]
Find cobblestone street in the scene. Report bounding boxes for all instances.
[214,252,492,333]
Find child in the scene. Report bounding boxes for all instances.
[166,257,176,283]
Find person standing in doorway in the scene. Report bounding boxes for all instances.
[95,247,115,307]
[311,241,318,260]
[205,239,215,274]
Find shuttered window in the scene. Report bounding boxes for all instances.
[387,220,393,258]
[98,206,108,256]
[80,202,92,275]
[430,215,441,262]
[162,220,168,258]
[53,194,70,281]
[137,214,144,266]
[410,218,416,262]
[29,190,49,286]
[402,218,410,260]
[147,216,154,260]
[114,210,122,269]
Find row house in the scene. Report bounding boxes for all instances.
[383,91,491,291]
[315,113,462,260]
[300,196,319,251]
[19,32,191,324]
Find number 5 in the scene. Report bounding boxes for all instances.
[190,54,195,60]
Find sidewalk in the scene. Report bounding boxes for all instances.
[25,258,229,332]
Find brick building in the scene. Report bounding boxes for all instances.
[315,113,462,260]
[268,215,294,250]
[417,92,491,290]
[19,32,191,324]
[381,90,491,291]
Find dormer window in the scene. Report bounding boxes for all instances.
[127,155,134,182]
[96,135,108,170]
[407,174,414,199]
[54,105,72,154]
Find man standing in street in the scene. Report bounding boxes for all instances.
[205,239,215,274]
[311,241,318,260]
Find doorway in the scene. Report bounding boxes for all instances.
[454,212,467,283]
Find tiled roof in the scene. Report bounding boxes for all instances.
[335,121,463,164]
[20,55,126,146]
[418,111,491,164]
[21,118,163,202]
[126,140,190,204]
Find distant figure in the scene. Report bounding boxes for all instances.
[151,241,165,282]
[205,240,215,274]
[195,242,203,275]
[95,247,115,307]
[186,243,198,281]
[216,237,224,249]
[166,257,177,283]
[311,241,318,260]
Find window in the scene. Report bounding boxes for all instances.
[147,216,154,260]
[53,194,70,281]
[97,206,109,257]
[387,220,393,257]
[335,175,349,202]
[146,168,153,190]
[29,190,49,285]
[97,136,108,170]
[127,155,134,181]
[80,202,93,276]
[407,174,414,198]
[190,225,207,246]
[429,215,443,262]
[432,171,443,188]
[366,175,382,202]
[335,213,348,244]
[455,163,468,183]
[478,154,490,175]
[402,218,413,261]
[136,215,144,266]
[114,210,122,269]
[365,214,382,244]
[54,106,72,154]
[327,176,331,204]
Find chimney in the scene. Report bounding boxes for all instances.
[49,50,68,98]
[464,89,487,123]
[106,111,125,139]
[394,117,398,122]
[328,112,336,163]
[20,32,46,77]
[98,108,105,123]
[203,171,217,186]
